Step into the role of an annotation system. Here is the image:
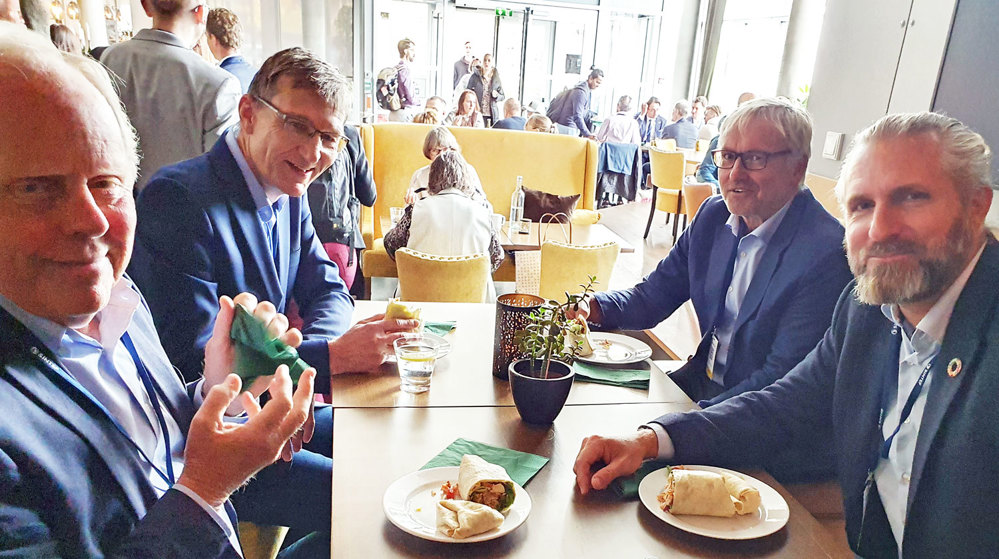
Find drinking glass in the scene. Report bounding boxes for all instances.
[394,335,440,393]
[390,207,404,227]
[491,213,505,234]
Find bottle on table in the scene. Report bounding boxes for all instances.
[509,176,525,234]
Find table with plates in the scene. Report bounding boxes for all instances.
[329,300,851,558]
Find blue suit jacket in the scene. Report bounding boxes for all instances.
[635,114,668,144]
[130,135,352,392]
[657,239,999,558]
[0,293,237,558]
[594,189,851,406]
[219,55,256,94]
[661,119,699,149]
[492,116,526,130]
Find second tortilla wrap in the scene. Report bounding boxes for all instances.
[457,455,516,513]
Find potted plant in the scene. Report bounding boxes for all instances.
[509,277,597,424]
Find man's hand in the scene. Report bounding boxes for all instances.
[178,367,316,507]
[565,294,600,323]
[203,293,303,414]
[328,314,421,374]
[573,430,659,495]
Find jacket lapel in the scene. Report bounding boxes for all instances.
[1,310,156,519]
[907,240,999,513]
[731,190,808,334]
[210,137,285,304]
[704,222,737,329]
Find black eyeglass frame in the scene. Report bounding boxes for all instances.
[711,149,795,170]
[252,95,348,154]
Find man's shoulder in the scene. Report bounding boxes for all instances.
[141,143,236,207]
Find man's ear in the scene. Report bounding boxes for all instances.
[237,95,256,133]
[140,0,154,17]
[192,3,206,24]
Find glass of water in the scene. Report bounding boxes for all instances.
[394,335,440,393]
[390,207,404,227]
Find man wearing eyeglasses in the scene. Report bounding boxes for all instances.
[129,48,420,545]
[570,98,851,421]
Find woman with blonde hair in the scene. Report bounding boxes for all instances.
[405,126,490,208]
[525,114,554,133]
[466,53,504,126]
[446,89,485,128]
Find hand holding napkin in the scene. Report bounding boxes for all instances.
[229,305,310,385]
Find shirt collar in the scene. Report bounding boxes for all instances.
[880,241,986,346]
[224,127,287,212]
[725,194,795,242]
[0,277,140,353]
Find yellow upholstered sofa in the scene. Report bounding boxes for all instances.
[356,123,599,282]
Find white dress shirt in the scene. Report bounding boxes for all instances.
[595,111,642,144]
[875,242,984,554]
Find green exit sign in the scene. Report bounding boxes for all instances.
[495,8,514,16]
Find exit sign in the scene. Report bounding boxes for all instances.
[495,8,514,16]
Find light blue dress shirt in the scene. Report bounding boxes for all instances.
[875,243,984,554]
[225,127,288,256]
[711,198,794,386]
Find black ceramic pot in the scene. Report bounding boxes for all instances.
[508,359,574,424]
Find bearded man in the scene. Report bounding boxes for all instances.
[573,112,999,559]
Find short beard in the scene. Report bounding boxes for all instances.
[848,216,978,306]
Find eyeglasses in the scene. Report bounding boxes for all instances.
[253,95,348,154]
[712,149,794,170]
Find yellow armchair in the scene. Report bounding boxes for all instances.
[396,249,492,303]
[538,241,620,301]
[238,522,288,559]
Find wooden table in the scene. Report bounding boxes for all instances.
[331,404,852,558]
[499,221,635,253]
[334,301,691,408]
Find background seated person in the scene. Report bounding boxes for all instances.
[492,97,526,130]
[412,109,441,125]
[424,95,448,118]
[384,151,503,302]
[661,99,699,149]
[445,89,485,128]
[525,114,555,133]
[596,95,642,144]
[405,126,490,209]
[699,104,723,140]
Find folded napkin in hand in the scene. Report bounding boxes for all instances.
[423,320,457,337]
[229,305,310,385]
[573,361,651,390]
[421,438,549,487]
[608,460,672,499]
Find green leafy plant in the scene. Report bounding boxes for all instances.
[514,276,597,379]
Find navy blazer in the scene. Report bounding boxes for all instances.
[219,55,256,94]
[635,114,668,143]
[595,189,851,406]
[0,295,237,558]
[661,119,699,149]
[130,134,352,391]
[657,239,999,558]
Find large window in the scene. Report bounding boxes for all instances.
[708,0,791,107]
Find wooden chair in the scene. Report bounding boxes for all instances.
[643,149,686,241]
[238,523,288,559]
[681,183,714,223]
[396,249,491,303]
[538,241,620,301]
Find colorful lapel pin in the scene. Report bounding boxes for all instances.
[947,358,962,378]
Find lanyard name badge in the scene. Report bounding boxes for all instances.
[120,332,177,486]
[878,356,934,462]
[706,231,743,382]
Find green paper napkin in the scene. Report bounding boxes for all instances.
[608,460,672,499]
[423,320,457,337]
[573,361,651,390]
[229,305,310,385]
[421,438,549,487]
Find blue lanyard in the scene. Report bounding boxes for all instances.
[878,352,935,461]
[120,332,176,485]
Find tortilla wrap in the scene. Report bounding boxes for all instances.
[436,500,504,539]
[565,319,594,356]
[457,455,516,513]
[659,469,737,517]
[722,473,761,514]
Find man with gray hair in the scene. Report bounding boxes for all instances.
[101,0,241,190]
[660,98,699,148]
[492,97,526,130]
[595,94,641,144]
[572,98,851,417]
[574,111,999,557]
[0,22,319,557]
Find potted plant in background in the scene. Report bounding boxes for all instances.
[510,277,596,424]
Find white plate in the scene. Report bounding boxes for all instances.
[575,333,652,365]
[638,465,789,540]
[383,466,531,543]
[386,332,451,362]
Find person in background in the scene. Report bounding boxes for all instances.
[635,96,668,144]
[570,98,851,419]
[49,23,81,53]
[525,113,554,133]
[405,126,489,208]
[691,94,708,128]
[596,95,641,144]
[101,0,241,191]
[467,52,504,127]
[492,97,526,130]
[453,56,478,103]
[698,93,756,190]
[425,95,448,119]
[0,0,22,23]
[661,99,699,149]
[573,112,999,558]
[547,68,603,138]
[453,40,473,89]
[411,109,441,125]
[18,0,45,33]
[446,89,485,128]
[384,150,504,302]
[699,104,723,141]
[389,37,418,122]
[206,7,256,94]
[306,122,376,290]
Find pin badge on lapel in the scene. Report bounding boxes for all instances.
[947,358,962,378]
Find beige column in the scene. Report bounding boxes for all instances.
[776,0,824,99]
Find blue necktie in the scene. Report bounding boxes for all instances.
[269,199,284,264]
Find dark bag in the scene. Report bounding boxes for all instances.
[376,65,401,111]
[308,150,360,265]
